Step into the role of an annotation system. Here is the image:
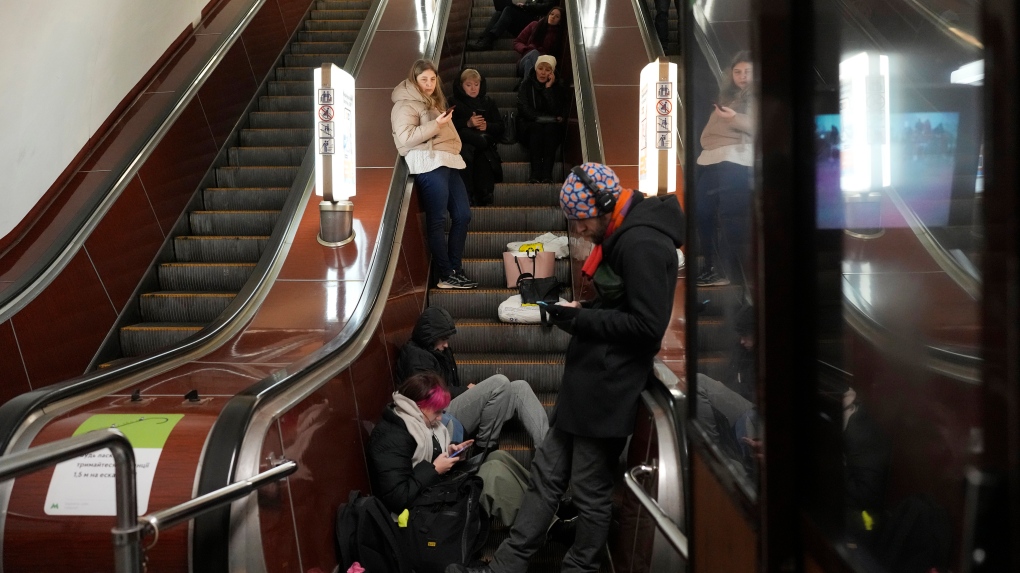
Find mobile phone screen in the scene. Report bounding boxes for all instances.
[450,446,466,458]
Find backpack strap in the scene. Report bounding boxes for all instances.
[335,490,361,568]
[360,496,412,573]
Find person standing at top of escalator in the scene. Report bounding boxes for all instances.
[694,50,755,288]
[513,6,564,77]
[468,0,557,51]
[447,163,685,573]
[517,55,569,183]
[391,59,479,290]
[450,68,504,207]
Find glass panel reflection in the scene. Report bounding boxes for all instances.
[809,0,984,570]
[687,0,760,497]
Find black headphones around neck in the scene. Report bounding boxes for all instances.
[571,166,616,215]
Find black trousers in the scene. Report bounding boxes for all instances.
[524,122,564,181]
[483,1,534,38]
[490,428,627,573]
[461,144,497,206]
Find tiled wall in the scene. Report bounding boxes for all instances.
[0,0,314,405]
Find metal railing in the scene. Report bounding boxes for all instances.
[625,463,689,559]
[0,429,296,573]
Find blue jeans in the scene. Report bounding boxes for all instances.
[694,161,752,278]
[415,167,471,277]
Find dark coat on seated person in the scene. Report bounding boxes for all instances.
[516,67,569,142]
[395,307,466,397]
[449,75,504,153]
[513,19,563,59]
[367,403,444,514]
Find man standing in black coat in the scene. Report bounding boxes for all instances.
[449,163,685,573]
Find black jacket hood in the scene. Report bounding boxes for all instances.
[603,193,685,252]
[452,74,489,105]
[411,307,457,348]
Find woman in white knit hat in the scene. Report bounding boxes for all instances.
[515,55,569,183]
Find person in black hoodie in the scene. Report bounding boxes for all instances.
[450,69,505,206]
[448,163,685,573]
[396,307,549,457]
[517,55,569,183]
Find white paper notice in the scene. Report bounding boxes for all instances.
[43,414,184,516]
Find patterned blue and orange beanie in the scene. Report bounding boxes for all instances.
[559,163,623,220]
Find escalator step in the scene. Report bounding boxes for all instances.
[283,53,350,68]
[693,284,743,316]
[173,236,269,262]
[140,292,236,322]
[483,76,520,91]
[290,42,355,55]
[228,146,306,166]
[489,92,518,109]
[456,353,565,394]
[239,127,311,146]
[248,111,308,129]
[500,162,565,183]
[120,323,204,357]
[463,51,518,65]
[450,319,571,353]
[274,67,315,82]
[159,262,256,291]
[309,9,369,20]
[460,258,571,287]
[268,81,315,97]
[465,62,518,78]
[189,210,281,235]
[203,187,290,210]
[492,183,559,206]
[297,30,360,43]
[696,318,730,352]
[430,287,572,319]
[460,231,566,258]
[215,166,300,187]
[494,142,529,162]
[460,207,566,232]
[303,19,364,32]
[315,0,372,9]
[259,95,315,112]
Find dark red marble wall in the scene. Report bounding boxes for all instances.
[0,0,313,403]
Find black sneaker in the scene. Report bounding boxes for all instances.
[438,272,478,289]
[455,271,479,288]
[696,269,730,287]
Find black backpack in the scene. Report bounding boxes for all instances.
[335,490,410,573]
[404,472,490,573]
[873,494,951,573]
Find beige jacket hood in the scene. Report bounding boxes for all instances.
[390,79,462,156]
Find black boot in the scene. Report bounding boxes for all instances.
[468,33,495,51]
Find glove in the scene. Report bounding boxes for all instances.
[540,303,579,332]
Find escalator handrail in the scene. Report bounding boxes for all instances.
[564,0,604,163]
[190,1,453,571]
[625,464,690,558]
[0,0,269,324]
[0,0,330,456]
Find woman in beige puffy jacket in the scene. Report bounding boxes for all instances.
[391,59,478,289]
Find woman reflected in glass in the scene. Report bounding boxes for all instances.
[694,51,755,288]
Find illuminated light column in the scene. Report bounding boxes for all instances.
[839,52,889,237]
[314,63,356,247]
[638,58,679,196]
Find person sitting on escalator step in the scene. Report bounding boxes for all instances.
[396,307,550,458]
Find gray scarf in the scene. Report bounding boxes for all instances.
[392,392,450,466]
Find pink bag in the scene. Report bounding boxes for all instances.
[502,250,555,288]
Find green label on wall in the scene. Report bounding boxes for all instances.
[71,414,184,448]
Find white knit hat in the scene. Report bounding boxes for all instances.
[535,55,557,71]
